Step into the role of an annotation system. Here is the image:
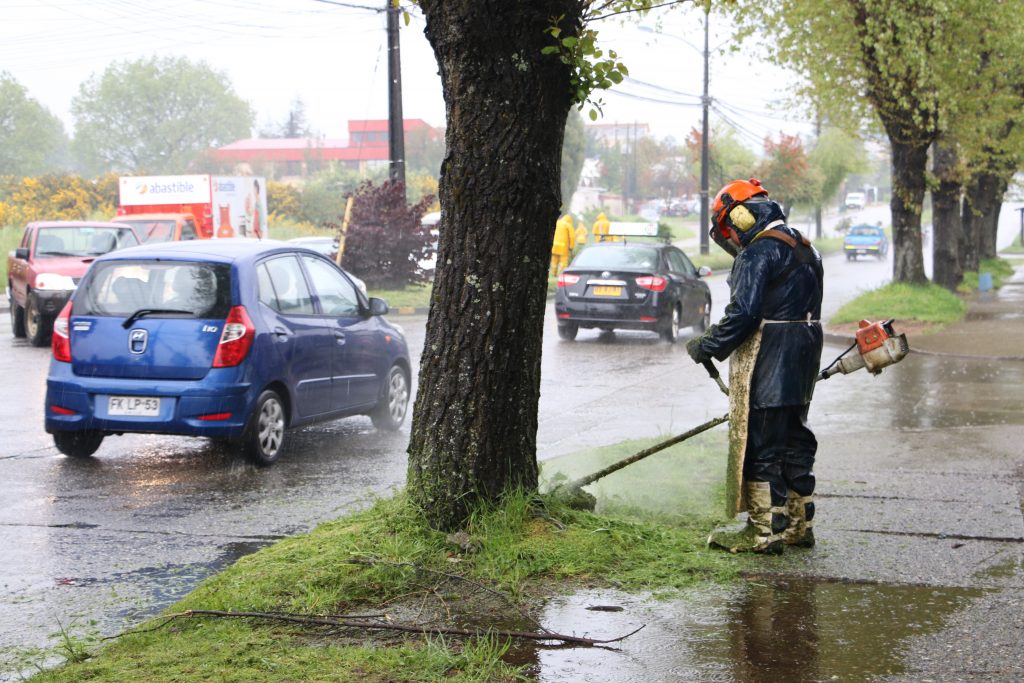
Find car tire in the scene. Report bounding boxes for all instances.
[242,389,286,466]
[25,294,51,347]
[660,304,681,343]
[371,365,410,431]
[53,431,104,458]
[557,323,578,341]
[9,288,25,338]
[695,296,711,333]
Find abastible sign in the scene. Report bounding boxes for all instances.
[119,175,211,206]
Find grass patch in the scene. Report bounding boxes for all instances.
[29,470,746,682]
[958,257,1016,292]
[1001,235,1024,255]
[371,283,433,310]
[831,281,966,326]
[2,224,24,286]
[658,216,697,242]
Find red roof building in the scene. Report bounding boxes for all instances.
[212,119,439,179]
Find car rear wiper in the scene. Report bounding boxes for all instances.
[122,308,195,328]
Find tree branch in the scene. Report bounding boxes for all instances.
[119,609,646,647]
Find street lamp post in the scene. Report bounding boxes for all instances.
[386,1,406,198]
[699,6,710,255]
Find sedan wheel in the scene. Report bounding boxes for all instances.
[25,295,50,347]
[371,365,410,431]
[660,305,681,343]
[53,430,104,458]
[243,389,286,465]
[695,296,711,333]
[557,322,578,341]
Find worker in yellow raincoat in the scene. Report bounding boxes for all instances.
[551,214,576,274]
[592,211,618,242]
[574,215,588,251]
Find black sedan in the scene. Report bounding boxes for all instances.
[554,241,712,342]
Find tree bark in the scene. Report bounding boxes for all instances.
[888,138,929,284]
[409,0,578,530]
[980,176,1007,260]
[961,171,1000,273]
[930,138,962,291]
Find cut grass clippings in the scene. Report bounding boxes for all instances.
[29,482,745,683]
[830,282,966,335]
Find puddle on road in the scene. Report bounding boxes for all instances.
[504,578,982,682]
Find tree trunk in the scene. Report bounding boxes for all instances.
[980,176,1007,260]
[961,171,1000,273]
[930,138,962,291]
[814,205,822,239]
[888,138,929,284]
[409,0,577,531]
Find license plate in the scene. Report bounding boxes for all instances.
[592,286,622,297]
[108,396,160,416]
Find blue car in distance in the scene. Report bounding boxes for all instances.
[843,224,889,261]
[45,239,411,465]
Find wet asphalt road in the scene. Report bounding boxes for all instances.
[1,224,1020,679]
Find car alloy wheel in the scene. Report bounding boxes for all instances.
[244,389,285,465]
[371,365,409,431]
[661,305,680,343]
[696,296,711,332]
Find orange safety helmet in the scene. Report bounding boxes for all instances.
[711,178,769,237]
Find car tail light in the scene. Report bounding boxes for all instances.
[51,405,76,415]
[635,275,667,292]
[212,305,255,368]
[557,273,580,287]
[52,301,72,362]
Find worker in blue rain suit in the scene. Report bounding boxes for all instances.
[685,178,823,554]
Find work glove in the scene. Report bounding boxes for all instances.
[686,335,712,364]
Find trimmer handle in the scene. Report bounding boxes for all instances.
[703,360,730,396]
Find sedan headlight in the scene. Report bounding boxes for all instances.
[34,273,77,291]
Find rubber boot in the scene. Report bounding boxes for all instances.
[708,482,785,555]
[783,492,815,547]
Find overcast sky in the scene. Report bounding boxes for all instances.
[1,0,813,151]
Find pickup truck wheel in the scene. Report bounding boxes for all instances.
[53,431,104,458]
[9,289,25,338]
[25,294,51,347]
[370,365,410,431]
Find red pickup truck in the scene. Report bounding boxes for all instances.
[7,221,140,346]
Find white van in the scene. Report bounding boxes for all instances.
[844,192,866,210]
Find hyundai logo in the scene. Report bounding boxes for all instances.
[129,329,148,354]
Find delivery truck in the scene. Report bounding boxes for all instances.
[114,175,268,243]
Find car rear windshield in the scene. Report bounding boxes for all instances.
[116,220,177,243]
[849,226,881,236]
[572,245,661,270]
[75,260,232,318]
[35,227,138,257]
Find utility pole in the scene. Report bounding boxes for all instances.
[386,1,406,198]
[699,5,710,255]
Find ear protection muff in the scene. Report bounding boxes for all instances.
[728,204,757,232]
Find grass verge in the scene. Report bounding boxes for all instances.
[29,436,746,682]
[830,281,966,327]
[371,283,433,310]
[958,257,1016,292]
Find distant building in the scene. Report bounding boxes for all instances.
[212,119,439,180]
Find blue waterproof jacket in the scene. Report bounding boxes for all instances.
[695,200,824,408]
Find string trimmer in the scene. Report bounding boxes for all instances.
[553,320,909,510]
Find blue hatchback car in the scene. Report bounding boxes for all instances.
[44,239,411,465]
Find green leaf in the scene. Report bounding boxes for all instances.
[541,46,560,55]
[589,109,599,121]
[562,36,578,49]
